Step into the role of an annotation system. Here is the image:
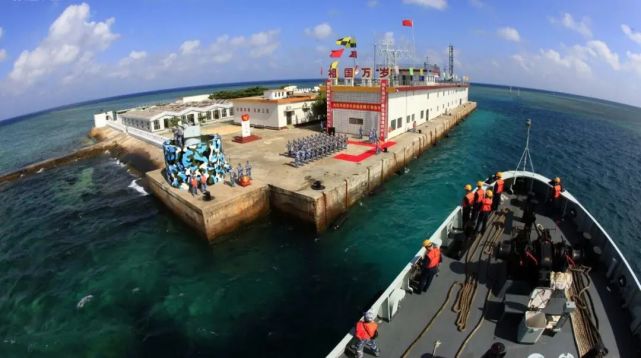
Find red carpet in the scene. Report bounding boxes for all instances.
[334,141,396,163]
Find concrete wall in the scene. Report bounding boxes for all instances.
[233,100,315,129]
[146,170,271,240]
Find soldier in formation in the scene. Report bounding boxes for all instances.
[286,133,348,167]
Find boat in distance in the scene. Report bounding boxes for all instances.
[328,126,641,357]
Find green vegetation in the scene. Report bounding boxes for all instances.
[208,86,267,100]
[310,90,327,121]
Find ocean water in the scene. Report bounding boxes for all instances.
[1,83,641,356]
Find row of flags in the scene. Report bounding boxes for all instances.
[324,19,414,75]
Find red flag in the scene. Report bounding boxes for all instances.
[330,49,344,58]
[349,50,357,58]
[402,19,413,27]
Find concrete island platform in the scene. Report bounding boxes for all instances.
[146,102,477,240]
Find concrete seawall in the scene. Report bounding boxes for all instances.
[269,102,477,231]
[145,102,476,240]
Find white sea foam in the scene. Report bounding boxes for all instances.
[128,180,149,196]
[36,168,45,173]
[76,294,93,309]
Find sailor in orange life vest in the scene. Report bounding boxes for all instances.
[461,184,474,226]
[492,172,504,211]
[475,189,494,234]
[471,181,485,225]
[549,177,565,220]
[418,240,442,293]
[353,309,380,358]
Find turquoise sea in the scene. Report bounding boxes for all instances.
[1,81,641,356]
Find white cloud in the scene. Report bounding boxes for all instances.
[626,51,641,75]
[541,48,591,75]
[497,27,520,42]
[585,40,620,70]
[403,0,447,11]
[511,54,530,71]
[180,40,200,55]
[469,0,484,8]
[305,23,332,40]
[622,24,641,45]
[7,3,119,87]
[248,29,280,58]
[0,49,6,62]
[382,31,395,45]
[367,0,378,7]
[551,13,592,38]
[128,50,147,60]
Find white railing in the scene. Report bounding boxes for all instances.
[105,120,126,132]
[105,120,167,147]
[126,126,167,147]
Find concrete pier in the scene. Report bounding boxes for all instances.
[145,101,477,240]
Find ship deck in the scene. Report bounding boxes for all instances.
[339,192,640,357]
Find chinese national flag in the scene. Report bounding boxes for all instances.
[349,50,357,58]
[402,19,413,27]
[330,49,344,58]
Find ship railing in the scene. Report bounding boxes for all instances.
[326,206,462,358]
[502,170,641,339]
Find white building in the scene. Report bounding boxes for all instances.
[326,67,469,140]
[94,95,233,133]
[232,86,318,129]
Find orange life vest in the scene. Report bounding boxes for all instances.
[201,175,207,184]
[495,179,504,194]
[475,189,485,204]
[355,321,378,340]
[481,197,493,212]
[424,247,442,269]
[190,177,197,187]
[553,184,562,199]
[462,192,474,207]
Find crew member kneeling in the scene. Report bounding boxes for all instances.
[354,310,380,358]
[418,240,442,293]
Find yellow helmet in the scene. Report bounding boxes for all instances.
[464,184,472,191]
[423,240,433,248]
[486,189,494,198]
[554,177,561,183]
[477,181,484,188]
[496,172,503,178]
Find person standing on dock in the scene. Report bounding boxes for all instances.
[189,175,198,196]
[471,181,486,225]
[418,240,442,293]
[475,190,494,234]
[353,310,380,358]
[200,172,208,193]
[462,184,474,226]
[492,172,504,211]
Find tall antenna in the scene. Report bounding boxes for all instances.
[376,36,409,84]
[448,44,454,81]
[510,119,535,192]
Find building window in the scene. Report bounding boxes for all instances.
[406,115,410,124]
[411,114,415,122]
[349,117,364,125]
[266,109,269,113]
[398,118,403,128]
[206,111,212,120]
[421,110,424,119]
[153,120,160,130]
[391,119,397,130]
[229,108,234,115]
[222,109,228,117]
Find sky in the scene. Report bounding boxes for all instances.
[0,0,640,120]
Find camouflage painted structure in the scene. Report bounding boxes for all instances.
[162,134,232,188]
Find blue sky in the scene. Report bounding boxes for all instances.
[0,0,640,119]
